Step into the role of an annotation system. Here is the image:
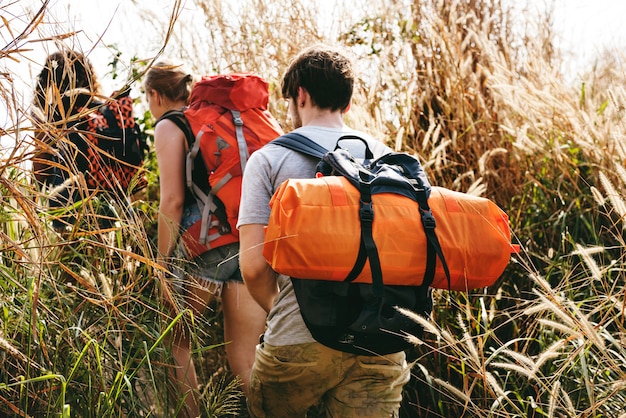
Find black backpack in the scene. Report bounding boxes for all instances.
[45,88,146,229]
[46,88,146,193]
[272,132,443,356]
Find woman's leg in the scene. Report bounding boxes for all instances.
[220,281,267,395]
[168,330,200,418]
[169,278,218,417]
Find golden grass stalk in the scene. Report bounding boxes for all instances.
[599,170,626,229]
[571,243,604,280]
[432,376,472,404]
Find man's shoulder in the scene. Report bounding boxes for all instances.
[251,140,291,161]
[245,140,298,176]
[290,126,391,156]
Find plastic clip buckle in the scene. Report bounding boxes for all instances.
[421,209,436,230]
[360,201,374,223]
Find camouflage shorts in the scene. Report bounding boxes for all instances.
[247,341,410,418]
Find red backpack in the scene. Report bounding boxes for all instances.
[159,73,283,258]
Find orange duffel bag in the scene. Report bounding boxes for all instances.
[263,175,517,291]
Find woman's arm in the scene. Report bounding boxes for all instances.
[154,119,187,260]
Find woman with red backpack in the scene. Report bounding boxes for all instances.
[144,61,270,417]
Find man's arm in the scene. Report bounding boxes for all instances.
[239,224,279,313]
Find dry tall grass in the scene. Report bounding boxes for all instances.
[1,0,625,417]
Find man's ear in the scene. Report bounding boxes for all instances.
[297,86,309,107]
[343,100,351,113]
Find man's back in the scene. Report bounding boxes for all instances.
[239,125,391,347]
[238,44,412,418]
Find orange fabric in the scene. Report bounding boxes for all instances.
[180,220,239,257]
[180,74,283,258]
[263,177,517,291]
[184,106,283,239]
[189,73,269,110]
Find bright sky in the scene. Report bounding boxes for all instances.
[4,0,626,92]
[549,0,626,78]
[1,0,626,135]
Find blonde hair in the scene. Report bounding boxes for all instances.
[144,60,193,104]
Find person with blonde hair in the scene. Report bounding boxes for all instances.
[144,61,267,417]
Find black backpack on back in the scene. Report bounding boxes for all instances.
[272,132,439,355]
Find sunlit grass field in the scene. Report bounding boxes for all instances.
[1,0,625,417]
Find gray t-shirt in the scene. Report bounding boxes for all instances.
[237,125,391,346]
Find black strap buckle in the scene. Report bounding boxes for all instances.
[420,209,436,230]
[359,201,374,223]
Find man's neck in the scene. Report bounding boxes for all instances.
[301,107,345,128]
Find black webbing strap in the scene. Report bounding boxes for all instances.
[414,192,451,290]
[271,132,328,159]
[344,171,384,296]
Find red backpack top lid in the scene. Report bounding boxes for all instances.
[188,73,270,111]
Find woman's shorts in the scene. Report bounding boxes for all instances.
[173,204,243,292]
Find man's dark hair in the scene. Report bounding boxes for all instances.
[281,45,354,112]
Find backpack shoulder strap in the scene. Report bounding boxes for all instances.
[157,108,228,246]
[274,132,380,160]
[157,109,202,192]
[271,132,328,159]
[157,109,195,146]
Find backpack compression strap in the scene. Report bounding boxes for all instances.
[231,110,249,174]
[415,193,451,290]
